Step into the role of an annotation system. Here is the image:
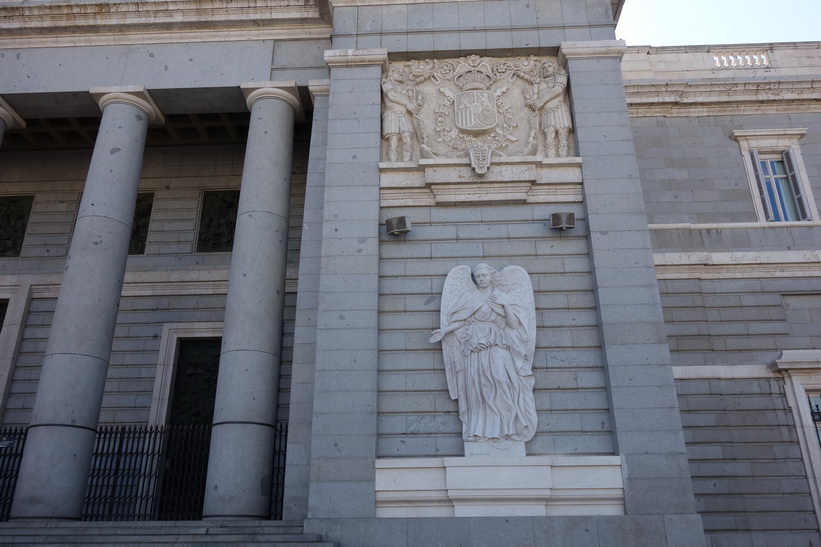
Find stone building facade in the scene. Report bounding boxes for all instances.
[0,0,819,545]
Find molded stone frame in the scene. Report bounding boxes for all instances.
[731,129,819,223]
[0,278,32,415]
[149,322,223,426]
[769,350,821,529]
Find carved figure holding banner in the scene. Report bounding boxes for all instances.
[430,264,537,447]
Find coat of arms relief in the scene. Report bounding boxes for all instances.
[381,55,574,174]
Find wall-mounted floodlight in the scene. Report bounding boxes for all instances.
[386,216,412,235]
[550,212,575,230]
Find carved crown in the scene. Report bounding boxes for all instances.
[454,68,494,91]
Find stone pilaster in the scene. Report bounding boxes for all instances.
[11,87,161,519]
[283,80,330,521]
[560,40,704,542]
[306,49,386,520]
[0,97,25,147]
[202,82,300,519]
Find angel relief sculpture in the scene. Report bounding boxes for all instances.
[430,264,538,447]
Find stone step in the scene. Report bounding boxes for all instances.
[0,534,335,545]
[0,524,307,536]
[0,520,336,546]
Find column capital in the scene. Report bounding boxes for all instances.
[240,81,303,119]
[324,48,388,71]
[89,86,165,124]
[308,79,330,104]
[0,96,26,129]
[559,40,627,65]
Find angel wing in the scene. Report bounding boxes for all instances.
[440,265,473,329]
[495,265,536,373]
[438,265,473,399]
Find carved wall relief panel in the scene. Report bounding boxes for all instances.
[381,55,575,174]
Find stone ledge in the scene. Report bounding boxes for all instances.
[375,455,624,518]
[379,157,583,206]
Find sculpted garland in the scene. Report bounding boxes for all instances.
[381,55,573,173]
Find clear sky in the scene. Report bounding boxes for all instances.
[616,0,821,47]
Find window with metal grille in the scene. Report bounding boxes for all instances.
[0,196,33,257]
[196,190,239,252]
[128,193,154,255]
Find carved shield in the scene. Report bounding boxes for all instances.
[454,90,496,132]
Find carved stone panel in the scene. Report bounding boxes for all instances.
[381,55,574,173]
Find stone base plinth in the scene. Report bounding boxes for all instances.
[464,440,526,457]
[375,455,624,518]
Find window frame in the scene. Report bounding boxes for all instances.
[732,129,819,223]
[149,322,223,426]
[769,350,821,530]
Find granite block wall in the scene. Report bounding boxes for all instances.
[377,202,614,458]
[632,113,821,226]
[330,0,618,53]
[659,278,821,367]
[677,377,821,546]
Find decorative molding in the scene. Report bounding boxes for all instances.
[241,81,303,119]
[308,79,331,103]
[25,268,299,299]
[380,157,583,207]
[381,55,575,173]
[559,40,626,65]
[0,0,330,49]
[731,128,808,143]
[654,250,821,280]
[324,48,388,69]
[672,365,777,380]
[625,80,821,117]
[650,221,821,230]
[90,87,165,125]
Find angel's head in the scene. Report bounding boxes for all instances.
[473,263,497,288]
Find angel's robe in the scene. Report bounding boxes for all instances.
[442,286,537,443]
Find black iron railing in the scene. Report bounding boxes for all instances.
[83,424,212,521]
[0,427,27,521]
[271,422,288,520]
[0,423,288,522]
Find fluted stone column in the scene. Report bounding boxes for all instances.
[11,88,161,519]
[0,97,25,147]
[202,82,299,519]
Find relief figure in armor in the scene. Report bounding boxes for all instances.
[525,61,572,158]
[430,264,538,447]
[381,66,421,162]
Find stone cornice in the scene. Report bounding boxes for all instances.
[325,48,388,69]
[625,79,821,117]
[0,0,331,48]
[654,250,821,280]
[559,40,626,65]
